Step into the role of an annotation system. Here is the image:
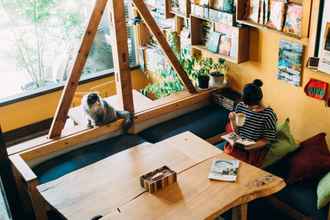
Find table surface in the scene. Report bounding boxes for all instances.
[68,89,153,126]
[37,132,285,220]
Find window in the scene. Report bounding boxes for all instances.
[0,178,12,220]
[0,0,137,102]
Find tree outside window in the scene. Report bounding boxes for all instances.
[0,0,136,100]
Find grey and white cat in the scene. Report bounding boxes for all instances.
[82,92,133,130]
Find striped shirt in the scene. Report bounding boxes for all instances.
[235,102,277,142]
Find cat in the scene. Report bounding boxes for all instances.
[82,92,133,130]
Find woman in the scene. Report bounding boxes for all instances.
[225,79,277,167]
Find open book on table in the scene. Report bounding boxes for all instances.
[221,132,256,148]
[208,159,240,182]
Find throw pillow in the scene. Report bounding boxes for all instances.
[287,133,330,184]
[317,172,330,209]
[263,118,299,167]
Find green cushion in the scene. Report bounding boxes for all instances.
[263,118,299,167]
[317,172,330,209]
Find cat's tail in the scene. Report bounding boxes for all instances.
[117,111,133,131]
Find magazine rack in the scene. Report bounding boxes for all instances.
[190,15,250,64]
[236,0,312,41]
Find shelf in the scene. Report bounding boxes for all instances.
[192,45,239,64]
[235,0,312,43]
[237,19,309,44]
[170,9,188,18]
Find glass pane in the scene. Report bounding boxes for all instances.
[0,178,12,220]
[0,0,137,101]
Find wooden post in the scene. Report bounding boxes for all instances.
[48,0,109,139]
[109,0,135,112]
[0,126,21,220]
[232,203,248,220]
[28,180,47,220]
[132,0,196,94]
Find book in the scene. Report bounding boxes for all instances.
[212,0,224,10]
[206,31,221,53]
[259,0,264,25]
[283,3,303,36]
[221,132,256,147]
[277,39,304,86]
[266,0,285,31]
[208,159,240,182]
[264,0,269,25]
[218,35,232,56]
[248,0,260,23]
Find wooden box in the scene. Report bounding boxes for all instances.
[140,166,177,193]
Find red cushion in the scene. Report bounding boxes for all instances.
[287,133,330,184]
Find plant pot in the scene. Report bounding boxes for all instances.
[209,72,224,88]
[197,75,210,89]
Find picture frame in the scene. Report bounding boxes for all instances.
[308,0,330,74]
[318,23,330,73]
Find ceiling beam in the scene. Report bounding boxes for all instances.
[132,0,196,94]
[109,0,134,112]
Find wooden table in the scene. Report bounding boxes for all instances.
[68,89,153,126]
[37,132,285,220]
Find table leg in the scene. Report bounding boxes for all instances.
[232,203,248,220]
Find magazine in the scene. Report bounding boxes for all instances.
[206,31,221,53]
[248,0,260,23]
[218,35,232,56]
[208,159,240,182]
[277,39,304,86]
[221,132,256,147]
[266,0,285,31]
[283,3,303,36]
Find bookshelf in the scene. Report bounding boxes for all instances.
[170,0,191,18]
[190,14,250,64]
[236,0,312,41]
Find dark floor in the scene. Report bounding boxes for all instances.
[219,198,294,220]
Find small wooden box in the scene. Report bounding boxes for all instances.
[140,166,177,193]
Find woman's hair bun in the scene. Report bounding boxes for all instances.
[253,79,263,88]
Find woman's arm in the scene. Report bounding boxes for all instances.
[244,138,268,150]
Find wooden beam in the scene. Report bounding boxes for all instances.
[109,0,134,112]
[134,89,213,123]
[27,180,47,220]
[132,0,196,94]
[48,0,108,139]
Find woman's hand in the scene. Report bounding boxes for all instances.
[244,138,268,151]
[228,112,237,132]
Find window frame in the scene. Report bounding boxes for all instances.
[0,1,139,107]
[0,65,140,107]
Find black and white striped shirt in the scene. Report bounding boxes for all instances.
[235,102,277,142]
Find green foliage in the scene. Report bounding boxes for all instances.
[0,0,87,88]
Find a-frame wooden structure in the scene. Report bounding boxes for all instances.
[48,0,196,139]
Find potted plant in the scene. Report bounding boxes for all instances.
[193,58,215,89]
[209,58,228,88]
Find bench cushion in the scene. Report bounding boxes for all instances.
[276,180,329,220]
[266,156,329,220]
[33,134,147,184]
[140,105,229,143]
